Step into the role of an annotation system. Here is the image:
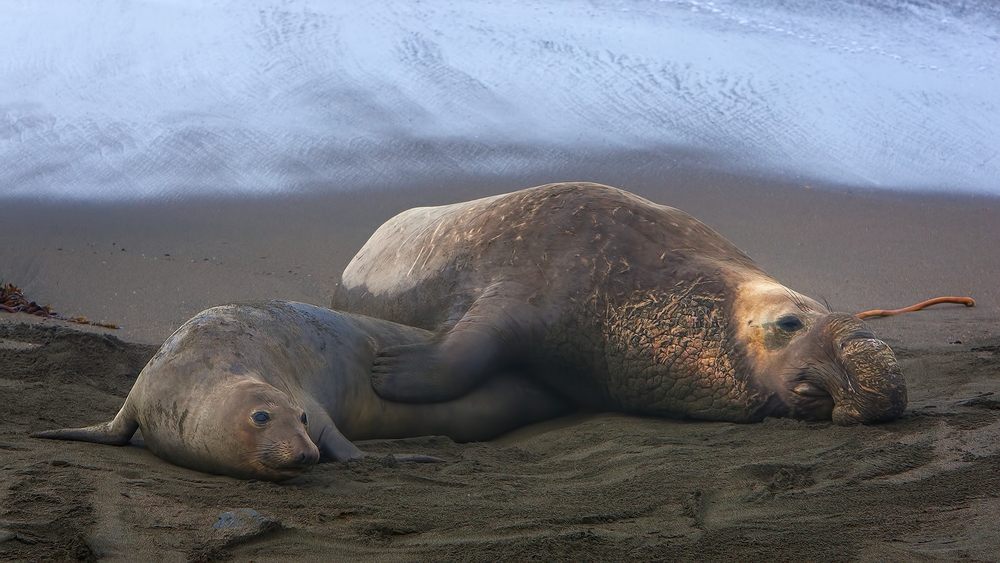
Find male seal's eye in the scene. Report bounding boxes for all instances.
[776,316,804,332]
[251,411,271,425]
[300,412,308,425]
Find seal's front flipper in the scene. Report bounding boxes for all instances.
[315,420,363,462]
[371,340,496,403]
[371,281,544,403]
[31,414,139,446]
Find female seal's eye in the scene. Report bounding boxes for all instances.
[251,411,271,424]
[300,412,308,425]
[776,315,804,332]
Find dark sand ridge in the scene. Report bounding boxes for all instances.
[2,166,999,561]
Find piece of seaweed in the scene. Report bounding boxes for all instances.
[0,281,118,329]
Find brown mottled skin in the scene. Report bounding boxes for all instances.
[334,182,906,424]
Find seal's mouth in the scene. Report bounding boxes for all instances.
[242,441,321,482]
[791,381,828,398]
[787,372,836,420]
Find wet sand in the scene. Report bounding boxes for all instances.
[2,169,1000,561]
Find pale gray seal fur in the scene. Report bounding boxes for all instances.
[34,301,569,481]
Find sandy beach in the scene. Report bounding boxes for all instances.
[2,167,999,562]
[3,0,999,560]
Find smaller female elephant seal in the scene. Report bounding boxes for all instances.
[33,301,569,481]
[334,182,907,425]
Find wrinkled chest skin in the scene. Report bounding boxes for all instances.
[598,286,768,421]
[508,278,769,422]
[336,182,908,425]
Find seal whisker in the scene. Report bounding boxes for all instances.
[783,287,811,313]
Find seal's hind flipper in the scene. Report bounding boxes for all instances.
[31,416,139,446]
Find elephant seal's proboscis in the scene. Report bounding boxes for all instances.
[334,182,907,425]
[33,301,570,481]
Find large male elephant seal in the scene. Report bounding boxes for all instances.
[33,301,569,481]
[334,182,906,425]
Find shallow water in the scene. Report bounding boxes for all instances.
[2,0,998,200]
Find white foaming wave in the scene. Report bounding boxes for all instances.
[1,0,997,200]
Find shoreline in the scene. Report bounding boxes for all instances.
[2,164,997,346]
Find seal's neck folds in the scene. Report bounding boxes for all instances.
[601,282,764,422]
